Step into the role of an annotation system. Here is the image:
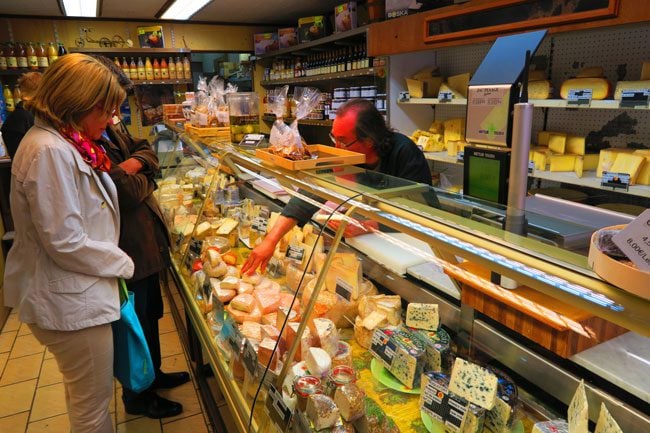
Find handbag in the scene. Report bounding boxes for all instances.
[112,278,155,393]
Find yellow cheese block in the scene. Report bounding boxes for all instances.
[548,154,578,172]
[613,80,650,100]
[406,78,424,98]
[641,61,650,80]
[576,66,604,78]
[583,153,600,171]
[447,140,467,157]
[528,80,552,99]
[531,148,550,170]
[447,73,471,98]
[574,156,584,178]
[537,130,562,146]
[424,134,445,152]
[548,133,567,154]
[609,153,646,184]
[633,150,650,185]
[566,136,586,155]
[443,118,465,146]
[429,120,444,134]
[597,148,635,177]
[560,78,611,100]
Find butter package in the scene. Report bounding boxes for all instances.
[298,15,327,43]
[369,326,426,389]
[420,371,486,433]
[408,326,453,374]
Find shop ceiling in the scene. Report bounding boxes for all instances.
[0,0,345,26]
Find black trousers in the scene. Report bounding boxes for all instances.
[122,272,164,403]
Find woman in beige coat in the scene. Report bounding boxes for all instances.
[3,53,134,433]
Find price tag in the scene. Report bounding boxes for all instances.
[456,151,465,162]
[334,277,354,302]
[188,238,203,256]
[266,257,282,278]
[620,89,650,108]
[600,171,630,191]
[286,244,305,262]
[420,377,468,432]
[224,319,244,356]
[398,91,410,102]
[417,136,430,150]
[242,339,259,377]
[238,133,266,148]
[265,385,293,432]
[528,160,535,174]
[369,328,396,368]
[612,209,650,271]
[252,216,268,233]
[438,90,454,102]
[567,88,593,106]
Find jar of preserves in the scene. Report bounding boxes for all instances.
[294,375,322,412]
[324,365,356,398]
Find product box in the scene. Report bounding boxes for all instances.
[335,2,358,33]
[137,25,164,48]
[385,0,454,20]
[278,28,298,48]
[298,15,326,43]
[254,32,279,56]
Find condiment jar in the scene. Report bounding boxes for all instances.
[324,365,356,398]
[294,375,322,412]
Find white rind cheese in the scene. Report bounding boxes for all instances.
[406,303,440,331]
[305,347,332,378]
[448,358,499,410]
[306,394,340,431]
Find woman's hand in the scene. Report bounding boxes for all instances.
[241,237,276,275]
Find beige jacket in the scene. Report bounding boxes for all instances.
[3,118,134,331]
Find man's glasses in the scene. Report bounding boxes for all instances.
[329,133,358,148]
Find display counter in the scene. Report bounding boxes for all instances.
[157,130,649,433]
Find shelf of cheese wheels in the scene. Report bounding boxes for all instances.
[152,132,649,433]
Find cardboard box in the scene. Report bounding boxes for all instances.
[137,25,164,48]
[278,28,298,48]
[298,15,326,43]
[254,33,279,56]
[335,2,358,33]
[386,0,453,20]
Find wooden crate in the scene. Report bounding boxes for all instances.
[184,123,231,139]
[162,104,184,124]
[255,144,365,170]
[449,262,627,358]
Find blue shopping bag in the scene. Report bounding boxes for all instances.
[112,278,155,393]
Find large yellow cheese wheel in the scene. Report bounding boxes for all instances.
[613,80,650,100]
[528,80,552,99]
[560,78,611,100]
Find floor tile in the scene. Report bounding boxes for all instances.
[30,382,67,422]
[44,348,54,360]
[18,322,33,336]
[0,352,8,375]
[163,296,170,314]
[0,411,30,433]
[38,358,63,387]
[160,331,183,358]
[0,379,37,418]
[117,415,162,433]
[26,413,70,433]
[160,354,190,377]
[10,334,45,359]
[159,381,202,424]
[159,313,177,334]
[2,313,21,333]
[115,396,144,425]
[0,330,17,354]
[162,413,208,433]
[0,352,43,386]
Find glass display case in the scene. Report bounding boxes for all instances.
[155,130,649,433]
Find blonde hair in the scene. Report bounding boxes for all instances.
[26,53,125,130]
[17,72,42,101]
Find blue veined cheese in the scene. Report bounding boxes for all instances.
[532,420,569,433]
[595,403,623,433]
[408,326,452,373]
[484,367,518,433]
[420,371,486,433]
[448,358,499,410]
[369,327,426,389]
[568,380,588,433]
[406,303,440,331]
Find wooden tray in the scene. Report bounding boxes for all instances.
[184,123,231,138]
[449,262,627,358]
[255,144,365,170]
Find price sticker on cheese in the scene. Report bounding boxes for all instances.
[620,89,650,108]
[612,209,650,272]
[286,244,305,262]
[567,89,592,105]
[528,160,535,174]
[417,135,429,151]
[223,319,244,357]
[265,385,293,432]
[438,90,454,102]
[601,171,630,191]
[242,338,258,377]
[334,277,354,302]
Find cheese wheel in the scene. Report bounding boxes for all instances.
[613,80,650,99]
[528,79,552,99]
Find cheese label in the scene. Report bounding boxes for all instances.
[438,90,454,102]
[286,244,305,261]
[601,171,631,190]
[568,89,593,105]
[243,339,258,377]
[224,319,244,357]
[265,384,292,432]
[611,208,650,271]
[335,277,354,302]
[369,328,397,368]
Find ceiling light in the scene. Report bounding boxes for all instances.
[160,0,212,20]
[61,0,98,17]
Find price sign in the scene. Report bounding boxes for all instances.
[438,90,454,102]
[334,277,354,302]
[620,89,650,108]
[528,160,535,174]
[417,135,429,150]
[265,385,293,432]
[242,339,258,377]
[224,319,244,356]
[286,244,305,262]
[398,91,410,102]
[266,257,282,278]
[456,151,465,163]
[238,133,266,148]
[567,88,593,106]
[612,209,650,271]
[601,171,631,191]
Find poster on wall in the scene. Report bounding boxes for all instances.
[137,25,164,48]
[134,86,175,126]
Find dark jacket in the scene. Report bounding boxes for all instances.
[102,123,171,282]
[1,102,35,160]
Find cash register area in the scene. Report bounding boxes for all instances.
[0,279,233,433]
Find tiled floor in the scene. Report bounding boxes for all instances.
[0,291,214,433]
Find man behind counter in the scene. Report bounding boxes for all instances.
[241,98,433,275]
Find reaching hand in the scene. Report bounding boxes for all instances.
[241,237,276,275]
[327,219,378,238]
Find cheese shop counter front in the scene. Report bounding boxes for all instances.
[156,132,650,433]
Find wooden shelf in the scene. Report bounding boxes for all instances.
[131,79,192,86]
[255,26,368,60]
[69,47,190,55]
[262,115,332,127]
[261,67,381,86]
[400,97,650,110]
[530,169,650,198]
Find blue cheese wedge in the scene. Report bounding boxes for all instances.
[595,403,623,433]
[369,327,426,389]
[568,380,588,433]
[408,326,452,373]
[449,358,499,410]
[484,366,518,433]
[406,303,440,331]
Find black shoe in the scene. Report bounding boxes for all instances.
[123,393,183,419]
[153,371,190,390]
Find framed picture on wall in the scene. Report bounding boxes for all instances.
[137,25,165,48]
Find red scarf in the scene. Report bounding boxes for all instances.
[59,125,112,172]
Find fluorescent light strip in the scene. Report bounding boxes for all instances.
[161,0,212,20]
[62,0,98,17]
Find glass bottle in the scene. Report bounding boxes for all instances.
[175,57,183,80]
[3,85,14,112]
[27,42,38,69]
[47,42,58,65]
[13,84,21,105]
[36,42,48,68]
[57,43,67,56]
[160,57,169,80]
[129,57,138,80]
[17,42,28,69]
[152,58,161,80]
[168,56,176,80]
[121,57,130,76]
[114,57,121,68]
[144,57,154,81]
[0,44,7,71]
[137,57,146,80]
[183,56,191,80]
